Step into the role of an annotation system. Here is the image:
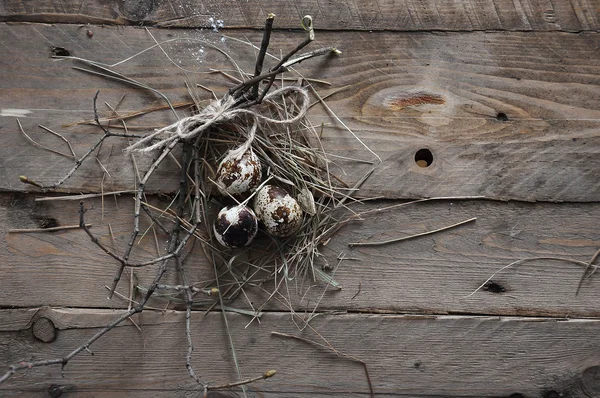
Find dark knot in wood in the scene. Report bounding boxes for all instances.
[581,365,600,396]
[48,384,63,397]
[32,317,57,343]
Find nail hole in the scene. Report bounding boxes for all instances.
[414,148,433,168]
[483,280,505,294]
[51,46,71,57]
[496,112,509,121]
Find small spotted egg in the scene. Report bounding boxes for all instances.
[253,185,303,238]
[215,149,262,197]
[213,205,258,248]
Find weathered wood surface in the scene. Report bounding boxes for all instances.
[2,308,600,397]
[1,24,599,201]
[1,10,600,397]
[2,194,600,318]
[1,0,599,31]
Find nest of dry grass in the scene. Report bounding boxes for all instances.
[7,14,376,392]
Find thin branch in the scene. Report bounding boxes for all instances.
[466,256,594,298]
[576,246,600,295]
[271,331,374,397]
[17,119,75,160]
[38,124,77,158]
[35,190,136,202]
[348,217,477,247]
[20,92,114,190]
[9,224,91,233]
[206,370,276,392]
[252,14,275,99]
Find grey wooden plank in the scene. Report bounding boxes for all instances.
[2,194,600,318]
[1,24,599,201]
[0,0,598,31]
[1,308,599,396]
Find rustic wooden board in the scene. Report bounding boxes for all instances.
[1,308,599,397]
[1,24,599,201]
[1,0,598,31]
[3,193,600,318]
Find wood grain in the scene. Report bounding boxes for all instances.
[0,0,598,31]
[2,193,600,318]
[1,24,598,201]
[1,308,599,397]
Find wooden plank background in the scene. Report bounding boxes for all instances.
[1,0,598,31]
[1,25,599,201]
[1,1,600,396]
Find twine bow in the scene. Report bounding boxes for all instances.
[125,85,310,155]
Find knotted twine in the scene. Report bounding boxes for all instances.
[125,85,310,160]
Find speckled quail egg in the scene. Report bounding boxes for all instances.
[253,185,303,238]
[215,149,262,197]
[213,205,258,248]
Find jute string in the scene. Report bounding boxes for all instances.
[125,85,310,158]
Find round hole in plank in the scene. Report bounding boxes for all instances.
[415,148,433,168]
[496,112,509,121]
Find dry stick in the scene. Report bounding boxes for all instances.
[272,331,374,398]
[108,137,181,299]
[576,246,600,295]
[65,102,192,128]
[17,119,75,160]
[38,124,77,158]
[20,92,114,190]
[0,214,183,384]
[177,253,205,386]
[175,144,205,387]
[229,15,321,103]
[321,196,487,243]
[316,169,375,244]
[466,256,595,298]
[140,205,172,236]
[72,61,179,119]
[156,284,210,295]
[210,250,248,398]
[252,14,275,99]
[205,370,276,393]
[348,217,477,247]
[236,47,338,110]
[307,83,380,162]
[274,15,315,70]
[196,155,248,395]
[104,286,172,312]
[308,85,352,109]
[8,224,91,233]
[15,142,199,384]
[35,191,136,202]
[78,202,189,268]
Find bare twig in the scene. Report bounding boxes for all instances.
[252,14,275,99]
[271,331,374,397]
[348,217,477,247]
[17,119,75,160]
[576,247,600,295]
[35,191,136,202]
[8,224,91,233]
[466,257,595,298]
[206,370,276,393]
[38,124,77,158]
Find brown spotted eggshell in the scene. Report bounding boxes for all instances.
[213,205,258,248]
[216,149,262,197]
[253,185,303,238]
